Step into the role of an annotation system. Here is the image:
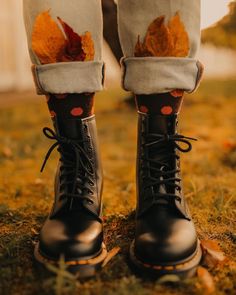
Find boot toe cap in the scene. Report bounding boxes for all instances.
[38,213,103,261]
[134,217,198,265]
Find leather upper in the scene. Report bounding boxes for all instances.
[134,113,198,264]
[39,115,103,260]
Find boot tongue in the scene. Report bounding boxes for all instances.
[148,114,176,134]
[54,117,83,140]
[147,114,177,205]
[52,116,88,212]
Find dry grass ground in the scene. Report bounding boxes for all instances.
[0,79,236,295]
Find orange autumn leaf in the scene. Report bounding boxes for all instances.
[134,12,189,58]
[32,11,66,64]
[102,247,120,267]
[134,36,151,57]
[168,13,190,57]
[81,32,95,61]
[197,266,216,294]
[144,15,173,57]
[201,240,227,268]
[32,11,95,64]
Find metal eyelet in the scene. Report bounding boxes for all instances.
[86,199,94,205]
[89,180,94,186]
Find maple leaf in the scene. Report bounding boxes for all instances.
[81,32,95,61]
[32,11,66,64]
[57,17,86,62]
[168,13,190,57]
[144,15,173,57]
[134,36,152,57]
[134,12,189,58]
[32,11,95,64]
[201,239,227,268]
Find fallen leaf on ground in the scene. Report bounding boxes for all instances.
[102,247,120,267]
[223,140,236,151]
[2,147,13,158]
[134,12,189,58]
[32,11,66,64]
[197,266,215,294]
[201,239,227,268]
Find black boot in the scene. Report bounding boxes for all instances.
[34,115,107,278]
[130,112,202,277]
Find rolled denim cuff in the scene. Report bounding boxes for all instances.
[32,61,105,94]
[121,57,204,94]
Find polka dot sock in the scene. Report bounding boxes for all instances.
[135,90,184,116]
[46,93,95,119]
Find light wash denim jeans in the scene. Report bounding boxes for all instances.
[23,0,203,95]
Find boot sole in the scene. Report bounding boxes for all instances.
[129,239,202,279]
[34,242,107,279]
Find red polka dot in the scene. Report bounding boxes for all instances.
[50,110,56,118]
[71,107,84,117]
[140,105,149,113]
[161,106,173,115]
[170,89,184,98]
[55,94,68,99]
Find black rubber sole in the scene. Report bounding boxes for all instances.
[129,240,202,279]
[34,242,107,279]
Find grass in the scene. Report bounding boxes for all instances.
[0,79,236,295]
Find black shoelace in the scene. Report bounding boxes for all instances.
[41,127,95,205]
[141,133,197,202]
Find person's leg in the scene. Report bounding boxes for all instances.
[23,0,107,277]
[117,0,203,276]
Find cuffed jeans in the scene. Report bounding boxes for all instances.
[23,0,203,95]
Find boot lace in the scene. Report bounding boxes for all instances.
[141,132,197,203]
[41,127,95,204]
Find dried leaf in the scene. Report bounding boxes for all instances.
[201,240,227,268]
[197,266,215,294]
[2,147,13,158]
[32,11,66,64]
[134,36,152,57]
[168,13,190,57]
[102,247,120,267]
[134,12,189,58]
[81,32,95,61]
[223,140,236,151]
[145,15,173,57]
[32,12,94,64]
[57,17,86,62]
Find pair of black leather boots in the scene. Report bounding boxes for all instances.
[34,111,202,278]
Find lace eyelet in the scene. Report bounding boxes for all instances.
[89,180,94,186]
[86,199,94,205]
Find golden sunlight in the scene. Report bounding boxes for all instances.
[201,0,232,28]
